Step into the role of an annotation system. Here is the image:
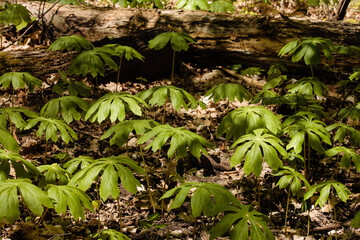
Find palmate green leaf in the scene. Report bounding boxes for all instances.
[40,96,89,124]
[46,185,94,220]
[0,179,53,224]
[88,229,131,240]
[148,32,196,52]
[273,166,310,196]
[304,180,350,208]
[176,0,209,10]
[209,204,274,240]
[240,67,265,77]
[326,146,360,173]
[25,117,77,144]
[204,83,251,103]
[160,182,239,218]
[138,85,199,111]
[68,156,145,200]
[37,164,71,187]
[336,103,360,122]
[210,0,235,13]
[283,111,331,154]
[230,129,286,177]
[0,107,38,130]
[352,211,360,228]
[104,44,144,62]
[49,0,85,5]
[52,71,91,97]
[49,35,93,52]
[68,47,118,78]
[287,77,328,97]
[0,3,32,31]
[85,92,148,123]
[100,119,159,147]
[63,156,94,175]
[326,123,360,147]
[0,72,42,92]
[216,106,281,141]
[0,149,40,181]
[279,37,334,66]
[0,127,19,153]
[138,124,213,159]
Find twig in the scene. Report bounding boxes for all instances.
[313,221,351,232]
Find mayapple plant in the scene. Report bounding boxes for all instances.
[0,3,33,32]
[48,35,93,52]
[0,127,19,153]
[148,31,196,82]
[52,70,91,97]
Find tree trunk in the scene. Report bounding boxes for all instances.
[336,0,352,20]
[1,0,359,82]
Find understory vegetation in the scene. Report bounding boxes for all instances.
[0,0,360,240]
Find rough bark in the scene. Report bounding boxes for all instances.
[1,0,359,81]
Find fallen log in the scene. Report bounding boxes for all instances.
[0,0,359,82]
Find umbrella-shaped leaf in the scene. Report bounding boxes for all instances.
[0,127,19,153]
[68,156,145,201]
[52,71,91,97]
[216,106,281,141]
[85,92,148,123]
[176,0,209,10]
[149,32,196,52]
[273,166,310,196]
[0,3,32,31]
[37,164,71,187]
[0,149,40,181]
[0,179,53,224]
[0,107,38,130]
[326,146,360,173]
[49,35,93,52]
[41,96,89,124]
[230,129,287,177]
[326,123,360,147]
[0,72,42,92]
[63,156,94,175]
[46,185,94,220]
[205,83,251,103]
[287,77,328,97]
[88,229,131,240]
[210,0,235,13]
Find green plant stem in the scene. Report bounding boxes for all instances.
[257,176,261,211]
[332,191,338,240]
[161,105,166,125]
[116,57,123,93]
[310,65,314,78]
[307,209,310,238]
[96,181,101,232]
[139,144,156,212]
[284,186,291,236]
[307,137,310,178]
[117,197,123,233]
[36,207,48,226]
[171,50,176,82]
[303,137,306,178]
[161,172,168,219]
[44,140,48,165]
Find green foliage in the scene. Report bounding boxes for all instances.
[286,77,328,97]
[263,74,287,90]
[100,119,159,147]
[0,149,40,181]
[216,106,281,141]
[160,182,239,217]
[69,156,145,200]
[49,0,85,5]
[240,67,264,77]
[46,184,94,220]
[273,166,310,196]
[25,117,78,144]
[0,72,42,92]
[0,3,33,31]
[204,83,251,103]
[0,179,53,224]
[176,0,209,10]
[283,111,331,154]
[0,107,38,130]
[308,0,338,6]
[210,0,235,13]
[68,47,118,78]
[138,85,199,111]
[326,147,360,172]
[40,96,89,124]
[279,37,334,66]
[52,71,91,97]
[85,92,148,123]
[138,124,213,159]
[148,31,196,52]
[104,44,144,62]
[37,164,71,187]
[230,129,287,177]
[0,127,19,153]
[49,35,93,52]
[304,180,350,208]
[209,204,274,240]
[352,211,360,228]
[326,123,360,147]
[336,103,360,122]
[88,229,130,240]
[63,156,94,175]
